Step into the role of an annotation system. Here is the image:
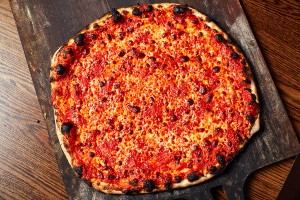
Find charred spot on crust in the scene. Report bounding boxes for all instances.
[173,5,188,15]
[230,52,240,59]
[215,34,226,43]
[132,7,142,16]
[251,94,257,101]
[129,178,139,186]
[73,165,83,178]
[206,16,213,22]
[62,48,74,55]
[209,166,219,174]
[241,59,247,65]
[56,64,66,75]
[93,23,99,29]
[164,179,172,190]
[246,115,255,124]
[187,172,199,182]
[242,78,251,84]
[143,180,155,192]
[61,122,73,134]
[216,154,226,165]
[145,5,153,12]
[174,175,182,183]
[74,34,84,46]
[112,8,122,22]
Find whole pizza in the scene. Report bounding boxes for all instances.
[50,3,260,194]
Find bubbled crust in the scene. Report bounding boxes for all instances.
[51,3,260,194]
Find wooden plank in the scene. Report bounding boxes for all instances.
[0,1,68,199]
[9,0,300,199]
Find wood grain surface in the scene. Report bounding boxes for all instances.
[0,0,299,199]
[0,1,68,199]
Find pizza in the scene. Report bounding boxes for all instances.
[50,3,260,194]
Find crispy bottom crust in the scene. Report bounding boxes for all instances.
[51,3,260,194]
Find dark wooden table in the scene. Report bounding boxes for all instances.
[0,0,299,199]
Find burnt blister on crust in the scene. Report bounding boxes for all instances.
[174,175,182,183]
[61,122,73,134]
[56,64,66,75]
[216,154,226,166]
[145,4,153,12]
[209,166,220,174]
[246,115,255,124]
[132,7,142,16]
[143,180,155,192]
[173,5,188,15]
[187,172,199,182]
[230,52,240,59]
[74,34,84,46]
[164,179,172,190]
[112,8,122,22]
[215,34,226,43]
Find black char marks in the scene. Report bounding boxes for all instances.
[215,34,226,43]
[246,115,255,124]
[145,5,153,12]
[56,64,66,75]
[173,5,188,15]
[209,166,219,174]
[187,172,199,182]
[231,52,240,59]
[164,179,172,190]
[112,8,122,23]
[216,154,226,166]
[174,175,182,183]
[74,34,84,46]
[132,7,142,16]
[61,122,73,134]
[143,180,155,192]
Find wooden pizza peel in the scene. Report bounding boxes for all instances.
[9,0,300,199]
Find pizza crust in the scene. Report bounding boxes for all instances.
[51,3,260,194]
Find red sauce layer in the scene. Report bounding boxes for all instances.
[51,4,259,193]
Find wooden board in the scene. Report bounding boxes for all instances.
[9,0,300,199]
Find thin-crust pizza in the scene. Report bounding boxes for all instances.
[50,3,260,194]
